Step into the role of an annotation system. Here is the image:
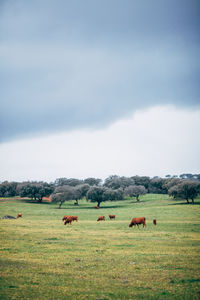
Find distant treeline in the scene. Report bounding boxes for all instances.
[0,174,200,206]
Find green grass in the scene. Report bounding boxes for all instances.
[0,194,200,299]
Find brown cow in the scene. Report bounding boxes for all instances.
[129,217,146,228]
[62,215,78,222]
[94,206,99,209]
[153,219,157,225]
[17,213,22,218]
[71,216,78,222]
[62,215,70,221]
[109,215,116,220]
[64,216,73,225]
[97,216,105,221]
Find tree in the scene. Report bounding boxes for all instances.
[124,185,147,201]
[179,173,193,180]
[86,186,123,207]
[104,175,135,190]
[86,186,105,207]
[179,173,200,181]
[52,185,75,208]
[168,180,200,204]
[131,176,150,191]
[149,178,168,194]
[0,181,18,197]
[0,181,9,197]
[54,178,83,187]
[73,184,90,205]
[102,188,123,202]
[84,178,102,186]
[17,182,54,203]
[163,178,182,191]
[165,175,171,178]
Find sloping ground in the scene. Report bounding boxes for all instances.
[0,195,199,299]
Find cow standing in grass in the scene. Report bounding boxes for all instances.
[97,216,105,221]
[109,215,116,220]
[129,217,146,228]
[17,213,22,218]
[62,215,70,221]
[62,215,78,222]
[64,216,74,225]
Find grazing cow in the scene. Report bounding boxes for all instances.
[62,215,70,221]
[153,219,157,225]
[94,206,99,209]
[64,216,73,225]
[71,216,78,222]
[62,215,78,222]
[97,216,105,221]
[109,215,116,220]
[129,217,146,228]
[17,213,22,218]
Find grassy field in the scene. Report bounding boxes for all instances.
[0,194,200,299]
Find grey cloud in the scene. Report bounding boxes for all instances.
[0,0,200,142]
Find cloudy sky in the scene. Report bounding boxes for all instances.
[0,0,200,182]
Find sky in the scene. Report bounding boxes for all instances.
[0,0,200,182]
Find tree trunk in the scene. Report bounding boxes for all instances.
[136,195,140,202]
[59,201,62,209]
[191,198,194,204]
[186,198,189,204]
[97,201,101,207]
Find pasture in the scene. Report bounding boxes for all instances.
[0,195,200,299]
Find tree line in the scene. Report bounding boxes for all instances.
[0,174,200,207]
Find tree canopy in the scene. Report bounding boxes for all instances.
[104,175,135,190]
[124,185,147,201]
[168,180,200,204]
[17,182,54,203]
[86,186,123,207]
[52,185,75,208]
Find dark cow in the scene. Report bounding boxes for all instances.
[71,216,78,222]
[153,219,157,225]
[97,216,105,221]
[129,217,146,228]
[109,215,116,220]
[64,216,73,225]
[17,213,22,218]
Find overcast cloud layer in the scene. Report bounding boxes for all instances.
[0,106,199,182]
[1,0,200,142]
